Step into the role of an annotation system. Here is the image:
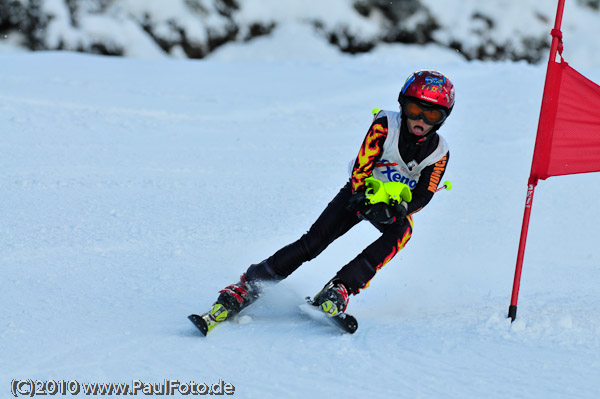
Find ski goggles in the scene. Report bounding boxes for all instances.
[402,100,448,125]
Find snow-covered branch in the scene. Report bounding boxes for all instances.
[0,0,598,64]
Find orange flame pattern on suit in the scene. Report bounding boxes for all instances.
[351,123,387,192]
[375,215,413,271]
[361,215,414,291]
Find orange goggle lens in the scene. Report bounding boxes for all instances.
[403,101,447,125]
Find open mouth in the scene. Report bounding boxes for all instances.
[412,125,425,135]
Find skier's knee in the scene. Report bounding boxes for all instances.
[246,260,283,283]
[299,232,329,261]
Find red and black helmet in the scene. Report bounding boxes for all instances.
[398,70,455,116]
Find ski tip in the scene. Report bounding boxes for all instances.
[188,314,209,336]
[338,313,358,334]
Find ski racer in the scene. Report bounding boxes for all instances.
[206,69,455,324]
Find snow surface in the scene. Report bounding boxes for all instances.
[2,29,600,399]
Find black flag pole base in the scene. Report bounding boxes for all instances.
[508,305,518,322]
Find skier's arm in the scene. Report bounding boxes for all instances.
[406,152,449,215]
[351,117,388,192]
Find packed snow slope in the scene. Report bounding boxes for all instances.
[2,44,600,398]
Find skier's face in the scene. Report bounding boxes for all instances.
[406,117,434,137]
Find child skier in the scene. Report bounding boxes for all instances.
[201,69,454,330]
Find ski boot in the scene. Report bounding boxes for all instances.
[188,273,260,335]
[213,260,283,320]
[305,277,357,333]
[312,278,350,317]
[189,260,284,335]
[212,273,260,321]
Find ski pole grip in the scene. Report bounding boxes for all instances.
[383,181,412,203]
[364,177,412,204]
[364,177,389,205]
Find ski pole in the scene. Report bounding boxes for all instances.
[435,180,452,193]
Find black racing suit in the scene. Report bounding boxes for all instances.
[248,115,449,295]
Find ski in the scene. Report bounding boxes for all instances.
[189,298,358,336]
[303,296,358,334]
[188,303,229,336]
[188,313,215,336]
